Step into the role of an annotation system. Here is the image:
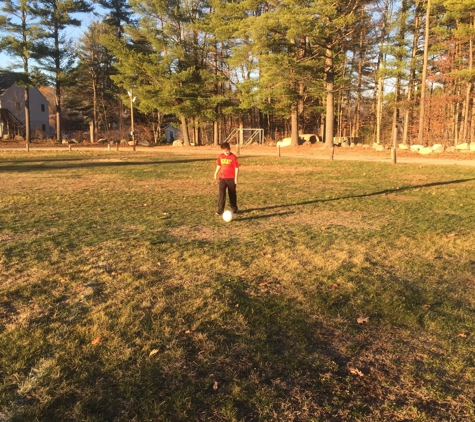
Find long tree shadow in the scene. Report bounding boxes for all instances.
[0,158,214,172]
[235,211,295,221]
[241,178,475,213]
[64,268,469,421]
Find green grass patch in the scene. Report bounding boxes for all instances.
[1,150,475,421]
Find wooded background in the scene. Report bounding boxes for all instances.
[1,0,473,147]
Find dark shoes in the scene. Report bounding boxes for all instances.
[216,210,238,215]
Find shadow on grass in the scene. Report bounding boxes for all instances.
[235,211,295,221]
[242,178,475,213]
[3,264,471,421]
[0,158,214,172]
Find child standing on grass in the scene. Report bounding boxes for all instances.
[214,142,239,215]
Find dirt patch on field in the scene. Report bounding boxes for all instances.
[162,143,475,164]
[2,140,475,166]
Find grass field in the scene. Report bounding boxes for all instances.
[1,150,475,421]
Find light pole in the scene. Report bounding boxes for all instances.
[128,89,136,151]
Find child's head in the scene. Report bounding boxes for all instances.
[221,142,231,153]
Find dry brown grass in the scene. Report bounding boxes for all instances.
[1,151,475,421]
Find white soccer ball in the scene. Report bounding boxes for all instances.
[222,210,234,222]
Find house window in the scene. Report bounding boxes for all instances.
[41,104,45,112]
[42,124,46,131]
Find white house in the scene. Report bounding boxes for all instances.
[0,74,50,139]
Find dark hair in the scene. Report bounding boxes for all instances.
[221,142,231,150]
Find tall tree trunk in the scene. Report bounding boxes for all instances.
[129,88,135,150]
[181,116,190,146]
[24,86,30,143]
[22,10,31,144]
[193,118,199,145]
[118,99,123,139]
[417,0,431,146]
[354,20,365,140]
[298,83,304,134]
[290,100,299,146]
[403,11,421,146]
[337,53,348,138]
[454,99,459,145]
[55,81,61,143]
[22,57,31,144]
[391,0,409,149]
[51,6,63,144]
[391,97,399,149]
[462,18,473,143]
[374,0,390,145]
[92,78,97,142]
[213,120,219,145]
[324,44,334,147]
[375,73,384,145]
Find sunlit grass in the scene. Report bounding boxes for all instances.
[1,150,475,421]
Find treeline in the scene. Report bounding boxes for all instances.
[1,0,474,147]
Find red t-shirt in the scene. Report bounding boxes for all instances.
[217,153,239,179]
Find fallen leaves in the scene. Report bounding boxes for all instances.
[357,316,370,324]
[91,336,101,345]
[349,368,364,377]
[149,349,159,357]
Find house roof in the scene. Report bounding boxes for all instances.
[0,72,30,97]
[0,73,18,96]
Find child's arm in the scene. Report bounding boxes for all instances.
[234,167,239,184]
[214,165,221,180]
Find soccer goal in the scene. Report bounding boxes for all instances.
[224,128,264,146]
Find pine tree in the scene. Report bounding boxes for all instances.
[440,0,475,144]
[93,0,132,37]
[103,0,223,146]
[65,21,116,141]
[92,0,133,138]
[32,0,92,143]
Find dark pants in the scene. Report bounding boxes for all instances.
[218,178,238,214]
